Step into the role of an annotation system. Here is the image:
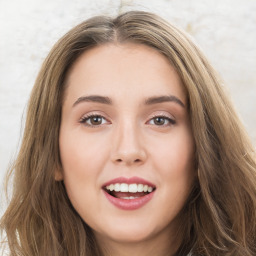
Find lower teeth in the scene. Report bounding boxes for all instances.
[121,196,139,199]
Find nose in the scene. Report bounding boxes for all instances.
[111,122,147,166]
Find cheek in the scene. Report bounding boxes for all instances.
[59,130,102,202]
[59,129,106,213]
[153,128,195,170]
[150,127,196,194]
[59,129,108,176]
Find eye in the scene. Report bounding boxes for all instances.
[79,114,109,127]
[148,115,176,126]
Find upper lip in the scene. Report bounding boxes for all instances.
[102,176,156,188]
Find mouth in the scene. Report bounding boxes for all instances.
[102,177,156,210]
[103,183,156,199]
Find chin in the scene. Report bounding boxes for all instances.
[96,219,160,244]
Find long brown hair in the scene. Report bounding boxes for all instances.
[1,11,256,256]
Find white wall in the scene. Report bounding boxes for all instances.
[1,0,256,211]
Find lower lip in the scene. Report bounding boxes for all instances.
[103,190,155,210]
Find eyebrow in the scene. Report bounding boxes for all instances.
[144,95,185,108]
[73,95,112,107]
[72,95,185,108]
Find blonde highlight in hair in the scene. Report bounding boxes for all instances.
[1,11,256,256]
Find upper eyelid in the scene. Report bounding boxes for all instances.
[147,111,175,120]
[79,111,110,120]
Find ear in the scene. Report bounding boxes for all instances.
[55,168,64,181]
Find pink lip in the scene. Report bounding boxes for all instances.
[102,176,156,188]
[102,176,156,210]
[103,190,155,210]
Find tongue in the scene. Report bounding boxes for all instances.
[111,191,148,198]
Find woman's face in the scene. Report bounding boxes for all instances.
[59,43,195,246]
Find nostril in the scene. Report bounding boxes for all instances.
[116,158,141,163]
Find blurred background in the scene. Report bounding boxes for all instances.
[0,0,256,213]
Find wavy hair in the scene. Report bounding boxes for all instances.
[1,11,256,256]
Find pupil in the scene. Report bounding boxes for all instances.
[91,116,102,125]
[154,117,165,125]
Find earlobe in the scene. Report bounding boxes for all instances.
[55,169,64,181]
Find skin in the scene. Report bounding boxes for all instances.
[58,43,195,256]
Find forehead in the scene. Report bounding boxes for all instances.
[64,43,187,106]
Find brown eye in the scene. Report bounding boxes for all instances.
[148,116,176,126]
[153,117,166,125]
[79,115,108,126]
[90,116,103,125]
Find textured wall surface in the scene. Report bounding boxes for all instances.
[0,0,256,210]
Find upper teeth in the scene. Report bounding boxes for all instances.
[105,183,153,193]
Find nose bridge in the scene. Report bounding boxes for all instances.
[111,117,146,165]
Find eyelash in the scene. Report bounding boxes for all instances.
[79,114,109,127]
[147,115,176,126]
[79,114,176,127]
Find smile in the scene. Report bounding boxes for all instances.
[102,177,156,210]
[105,183,154,198]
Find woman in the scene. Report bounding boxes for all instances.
[1,11,256,256]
